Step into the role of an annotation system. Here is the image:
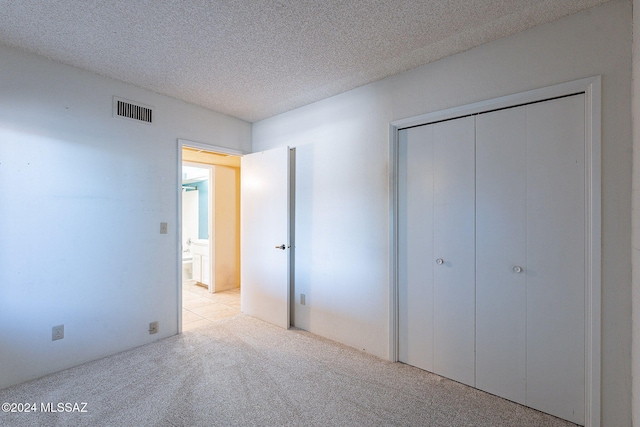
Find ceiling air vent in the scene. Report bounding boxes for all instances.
[113,97,153,124]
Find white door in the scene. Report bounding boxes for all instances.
[476,94,585,425]
[525,95,585,425]
[432,117,476,386]
[241,147,291,329]
[398,116,476,387]
[475,106,528,404]
[398,125,435,373]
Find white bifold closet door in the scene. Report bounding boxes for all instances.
[475,94,585,425]
[398,93,586,425]
[398,116,476,387]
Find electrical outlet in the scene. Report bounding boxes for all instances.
[148,321,159,334]
[160,222,168,234]
[52,325,64,341]
[300,294,306,305]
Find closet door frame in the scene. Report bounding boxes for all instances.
[389,76,601,427]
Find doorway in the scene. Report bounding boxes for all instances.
[179,142,243,331]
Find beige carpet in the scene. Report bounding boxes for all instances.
[0,315,578,426]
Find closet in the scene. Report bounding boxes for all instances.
[398,93,586,425]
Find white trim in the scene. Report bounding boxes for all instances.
[289,148,296,327]
[178,138,247,156]
[208,164,214,294]
[584,76,602,427]
[177,142,183,334]
[389,76,601,427]
[287,147,293,328]
[388,124,399,362]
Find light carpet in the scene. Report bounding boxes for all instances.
[0,315,578,426]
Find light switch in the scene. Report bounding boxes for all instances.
[160,222,168,234]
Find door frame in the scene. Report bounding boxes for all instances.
[388,76,601,427]
[176,139,246,333]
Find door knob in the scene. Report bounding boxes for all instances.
[436,258,444,265]
[275,244,287,250]
[512,266,523,273]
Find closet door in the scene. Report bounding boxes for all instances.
[432,117,476,386]
[398,125,435,373]
[476,106,527,404]
[398,116,475,387]
[525,94,585,425]
[476,94,585,425]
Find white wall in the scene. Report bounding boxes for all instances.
[212,165,240,292]
[182,189,199,251]
[253,1,632,425]
[0,43,251,389]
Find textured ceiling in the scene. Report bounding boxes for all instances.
[0,0,609,122]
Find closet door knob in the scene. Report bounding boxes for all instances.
[436,258,444,265]
[512,266,523,273]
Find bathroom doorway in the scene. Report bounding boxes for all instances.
[180,143,242,330]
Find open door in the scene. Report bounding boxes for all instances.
[240,147,291,329]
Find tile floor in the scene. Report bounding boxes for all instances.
[182,281,241,331]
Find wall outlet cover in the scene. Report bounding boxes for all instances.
[52,325,64,341]
[149,321,159,334]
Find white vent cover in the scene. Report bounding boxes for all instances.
[113,97,153,124]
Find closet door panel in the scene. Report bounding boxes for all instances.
[398,126,435,372]
[525,95,585,425]
[475,107,527,404]
[432,116,476,386]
